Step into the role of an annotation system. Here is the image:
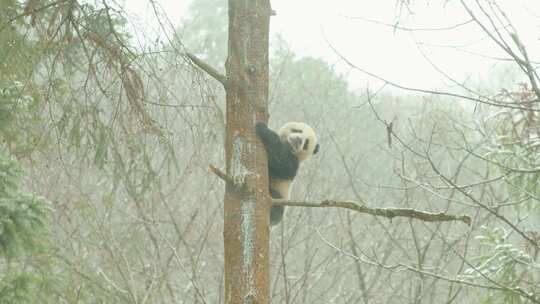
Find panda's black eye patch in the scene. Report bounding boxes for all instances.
[291,128,303,133]
[303,139,309,150]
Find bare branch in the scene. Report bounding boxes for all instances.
[325,36,540,111]
[207,164,234,184]
[274,200,471,225]
[318,230,540,303]
[185,52,227,88]
[426,156,539,248]
[342,15,474,32]
[461,0,540,101]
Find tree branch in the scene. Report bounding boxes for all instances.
[208,165,234,184]
[274,199,471,225]
[185,52,227,88]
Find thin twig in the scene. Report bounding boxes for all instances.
[324,34,540,110]
[341,15,473,32]
[426,156,539,248]
[316,229,531,294]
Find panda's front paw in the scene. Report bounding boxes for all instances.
[255,122,267,135]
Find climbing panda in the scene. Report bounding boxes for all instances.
[255,121,320,225]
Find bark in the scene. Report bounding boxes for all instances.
[223,1,272,303]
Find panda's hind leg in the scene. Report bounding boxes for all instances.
[270,188,285,226]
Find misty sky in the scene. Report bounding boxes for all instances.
[124,0,540,91]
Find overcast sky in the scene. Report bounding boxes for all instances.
[123,0,540,92]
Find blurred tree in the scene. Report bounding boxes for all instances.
[0,81,52,303]
[2,0,226,302]
[0,154,51,304]
[0,2,54,302]
[180,0,228,67]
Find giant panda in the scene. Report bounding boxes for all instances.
[255,121,320,225]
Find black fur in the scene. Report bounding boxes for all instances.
[256,122,299,225]
[256,123,299,180]
[269,188,284,225]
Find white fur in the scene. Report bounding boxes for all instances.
[267,122,318,224]
[271,178,292,199]
[277,122,318,162]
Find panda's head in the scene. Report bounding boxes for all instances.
[278,122,320,162]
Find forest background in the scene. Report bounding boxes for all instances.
[0,0,539,303]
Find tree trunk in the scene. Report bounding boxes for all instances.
[223,0,272,303]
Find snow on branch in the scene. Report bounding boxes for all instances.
[274,199,471,225]
[208,164,471,225]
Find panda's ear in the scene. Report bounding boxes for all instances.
[313,143,320,155]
